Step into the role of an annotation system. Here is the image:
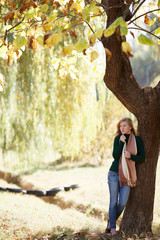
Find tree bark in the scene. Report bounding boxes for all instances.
[121,113,160,234]
[102,0,160,234]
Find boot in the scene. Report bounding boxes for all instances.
[111,228,117,236]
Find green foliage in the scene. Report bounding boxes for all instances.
[155,28,160,35]
[120,27,128,36]
[0,41,106,170]
[0,0,160,64]
[104,17,124,37]
[0,0,107,62]
[138,34,156,45]
[0,0,160,171]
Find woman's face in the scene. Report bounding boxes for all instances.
[120,121,132,134]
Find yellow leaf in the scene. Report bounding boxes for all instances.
[113,17,124,28]
[138,34,155,45]
[13,36,27,49]
[63,45,73,55]
[36,36,44,46]
[120,27,128,36]
[120,21,128,27]
[40,4,49,12]
[104,17,124,38]
[90,51,98,62]
[105,48,112,62]
[149,18,155,26]
[155,27,160,35]
[48,11,58,22]
[15,23,23,30]
[76,3,82,11]
[88,34,96,46]
[75,38,89,52]
[25,7,36,19]
[121,42,133,57]
[37,10,43,17]
[88,3,101,14]
[95,29,103,38]
[71,3,83,11]
[45,33,61,47]
[43,23,55,31]
[82,8,90,21]
[87,29,92,36]
[104,26,115,38]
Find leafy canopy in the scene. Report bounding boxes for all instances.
[0,0,160,65]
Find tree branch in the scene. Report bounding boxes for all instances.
[131,0,147,18]
[83,20,95,34]
[96,2,122,11]
[128,25,160,40]
[86,0,122,11]
[0,16,25,47]
[7,16,25,33]
[129,8,160,25]
[102,0,148,116]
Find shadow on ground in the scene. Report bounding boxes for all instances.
[41,195,108,221]
[34,226,117,240]
[34,227,160,240]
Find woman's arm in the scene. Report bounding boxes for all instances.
[112,135,124,160]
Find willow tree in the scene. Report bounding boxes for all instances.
[0,46,106,171]
[0,0,160,235]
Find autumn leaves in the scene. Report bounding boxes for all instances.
[0,0,160,64]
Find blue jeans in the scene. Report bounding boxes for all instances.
[108,171,130,229]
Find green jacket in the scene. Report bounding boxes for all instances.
[109,134,145,173]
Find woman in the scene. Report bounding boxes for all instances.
[105,118,145,236]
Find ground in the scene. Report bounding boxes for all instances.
[0,158,160,240]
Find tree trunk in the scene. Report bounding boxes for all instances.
[102,0,160,234]
[121,114,160,234]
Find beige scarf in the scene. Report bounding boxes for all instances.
[119,133,137,187]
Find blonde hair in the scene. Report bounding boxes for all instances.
[116,118,136,136]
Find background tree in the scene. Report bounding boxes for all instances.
[0,46,106,171]
[131,44,160,86]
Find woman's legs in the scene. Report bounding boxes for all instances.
[108,171,119,229]
[107,171,131,233]
[116,184,130,220]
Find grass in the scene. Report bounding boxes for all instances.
[0,158,160,240]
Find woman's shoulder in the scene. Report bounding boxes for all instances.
[114,135,121,141]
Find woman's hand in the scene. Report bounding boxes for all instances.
[120,135,126,142]
[124,151,131,159]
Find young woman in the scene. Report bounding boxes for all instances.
[105,118,145,236]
